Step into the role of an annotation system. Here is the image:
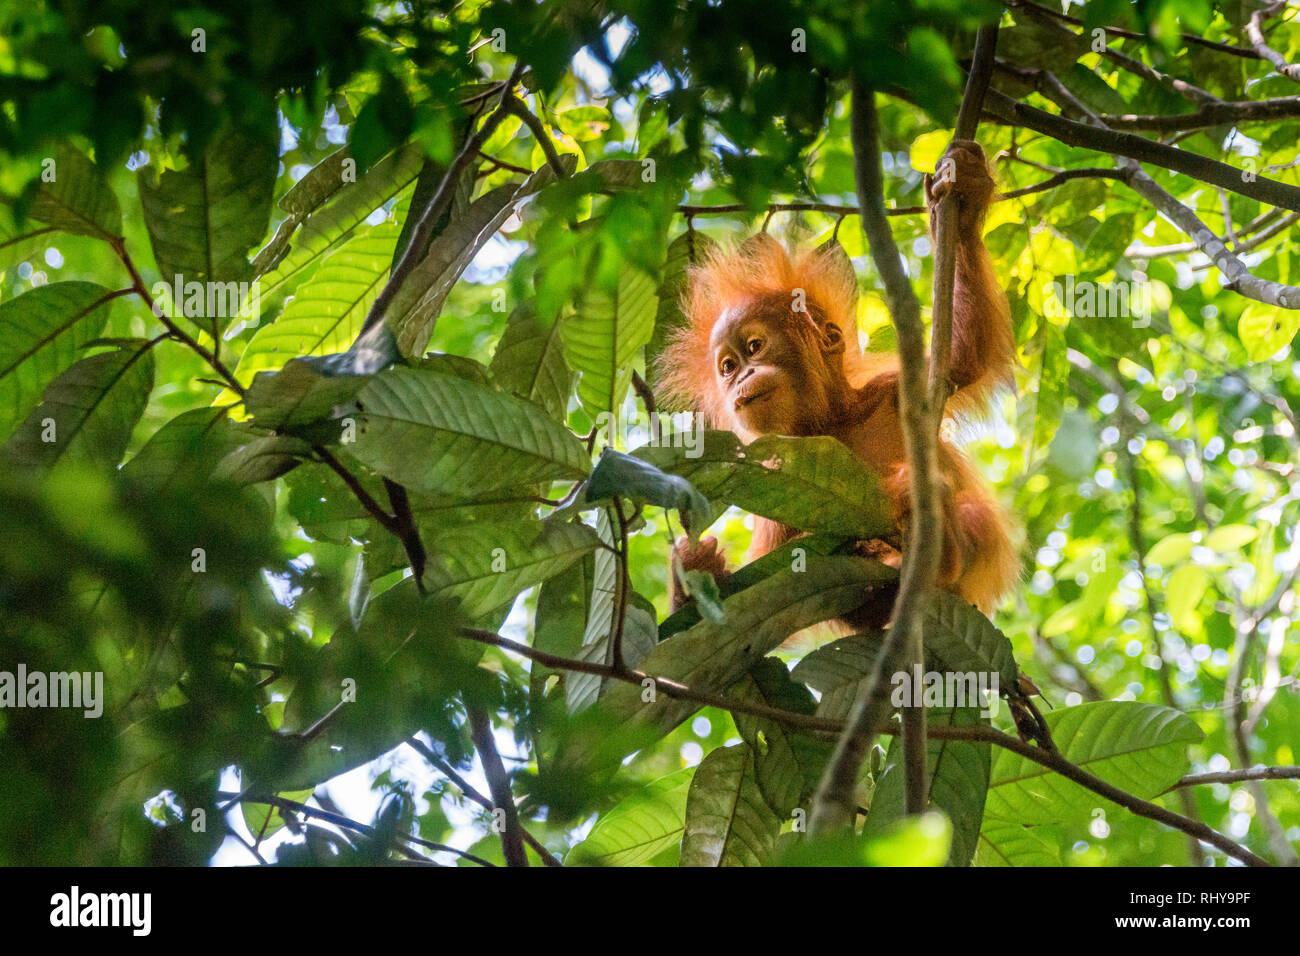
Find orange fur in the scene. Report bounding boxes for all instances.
[661,143,1020,620]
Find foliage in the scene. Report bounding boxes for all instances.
[0,0,1298,868]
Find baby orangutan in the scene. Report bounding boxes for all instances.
[658,141,1019,628]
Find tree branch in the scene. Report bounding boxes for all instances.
[1166,766,1300,791]
[358,63,524,338]
[468,706,528,867]
[810,78,941,834]
[405,736,563,867]
[981,86,1300,212]
[1248,1,1300,82]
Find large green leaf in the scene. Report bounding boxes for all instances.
[790,633,898,727]
[349,366,590,495]
[561,260,659,416]
[645,230,713,404]
[680,744,780,867]
[567,767,695,866]
[423,518,601,619]
[489,305,571,421]
[554,556,897,774]
[975,821,1062,866]
[4,341,153,471]
[922,590,1020,693]
[985,701,1204,824]
[138,126,277,288]
[386,160,572,357]
[638,430,894,539]
[862,706,990,867]
[234,215,401,386]
[29,144,122,241]
[257,144,422,300]
[729,658,829,817]
[0,282,117,440]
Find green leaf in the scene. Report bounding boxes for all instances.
[729,658,828,817]
[976,821,1062,866]
[567,767,695,866]
[244,359,370,433]
[1165,564,1210,635]
[555,557,897,774]
[638,430,893,540]
[862,812,952,866]
[234,215,401,387]
[863,706,989,867]
[258,144,422,299]
[489,305,572,421]
[985,701,1204,824]
[212,435,313,484]
[280,148,354,216]
[4,340,153,472]
[138,126,277,287]
[680,744,780,867]
[585,448,712,540]
[387,159,575,357]
[349,366,590,495]
[659,533,857,640]
[561,260,659,415]
[1239,301,1300,362]
[646,230,715,404]
[29,144,123,241]
[921,590,1020,693]
[0,282,117,440]
[1079,212,1136,276]
[791,633,898,726]
[423,518,601,619]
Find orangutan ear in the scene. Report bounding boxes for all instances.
[820,321,845,356]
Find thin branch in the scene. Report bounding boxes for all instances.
[1099,95,1300,131]
[314,447,398,533]
[456,626,1269,865]
[504,94,572,180]
[981,87,1300,212]
[609,498,633,676]
[111,239,246,396]
[938,726,1270,866]
[1007,0,1263,59]
[1166,766,1300,791]
[810,79,940,834]
[468,706,528,867]
[1248,1,1300,82]
[358,63,524,339]
[405,736,563,867]
[219,791,494,866]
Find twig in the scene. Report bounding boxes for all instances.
[468,706,528,867]
[1248,1,1300,82]
[358,63,524,339]
[1099,96,1300,131]
[218,790,494,866]
[110,239,246,396]
[1165,766,1300,791]
[406,736,563,866]
[981,87,1300,212]
[504,95,572,180]
[810,78,940,834]
[1006,0,1262,59]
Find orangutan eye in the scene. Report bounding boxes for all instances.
[720,356,737,376]
[745,338,763,356]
